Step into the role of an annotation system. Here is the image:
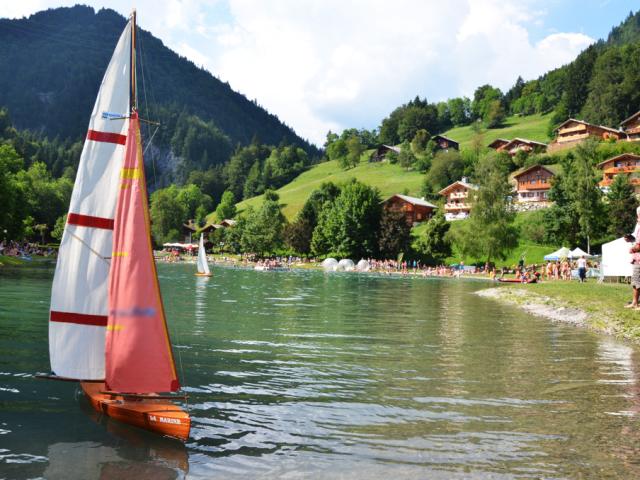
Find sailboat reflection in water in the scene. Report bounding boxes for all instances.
[42,11,190,441]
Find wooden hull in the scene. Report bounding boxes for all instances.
[81,382,191,442]
[194,272,212,277]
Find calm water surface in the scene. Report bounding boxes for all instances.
[1,263,640,479]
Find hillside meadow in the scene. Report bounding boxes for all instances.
[231,113,554,222]
[233,153,425,220]
[443,113,552,149]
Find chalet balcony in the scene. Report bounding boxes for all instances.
[445,203,471,210]
[557,132,590,143]
[602,166,640,174]
[448,192,468,199]
[600,176,640,187]
[559,125,587,135]
[518,183,551,190]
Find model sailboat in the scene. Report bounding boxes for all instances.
[195,234,212,277]
[45,12,190,441]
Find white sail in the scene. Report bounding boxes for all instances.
[196,234,210,275]
[48,22,132,380]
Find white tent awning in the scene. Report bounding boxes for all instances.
[569,247,593,259]
[544,247,571,261]
[601,237,632,277]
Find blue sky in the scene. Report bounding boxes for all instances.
[1,1,638,145]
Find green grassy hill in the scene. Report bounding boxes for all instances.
[229,113,554,221]
[444,113,552,149]
[233,153,425,220]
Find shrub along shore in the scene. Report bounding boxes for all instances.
[477,282,640,341]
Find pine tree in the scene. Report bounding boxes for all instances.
[607,174,638,237]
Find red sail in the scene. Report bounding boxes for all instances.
[105,113,180,393]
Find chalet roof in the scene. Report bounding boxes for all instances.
[504,137,548,149]
[200,223,223,232]
[378,144,401,153]
[384,194,437,208]
[220,219,237,227]
[554,118,623,135]
[432,134,459,145]
[597,153,640,168]
[621,110,640,128]
[512,164,558,179]
[487,138,510,149]
[182,220,198,232]
[438,180,479,196]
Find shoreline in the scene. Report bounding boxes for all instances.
[475,285,639,341]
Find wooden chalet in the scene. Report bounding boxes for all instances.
[549,119,624,152]
[182,220,198,243]
[438,178,477,221]
[501,138,547,156]
[621,111,640,142]
[597,153,640,193]
[371,144,401,162]
[382,194,436,225]
[487,138,510,151]
[512,165,556,203]
[432,135,459,151]
[200,223,223,234]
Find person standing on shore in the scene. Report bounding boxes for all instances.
[577,255,587,283]
[624,206,640,308]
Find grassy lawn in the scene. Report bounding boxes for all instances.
[232,153,425,220]
[442,113,553,150]
[504,281,640,339]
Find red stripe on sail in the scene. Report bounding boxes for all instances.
[87,129,127,145]
[67,213,114,230]
[50,311,108,327]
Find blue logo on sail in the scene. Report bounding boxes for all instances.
[102,111,127,120]
[110,306,156,317]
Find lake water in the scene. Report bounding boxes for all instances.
[1,263,640,479]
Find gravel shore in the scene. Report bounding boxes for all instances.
[476,287,590,328]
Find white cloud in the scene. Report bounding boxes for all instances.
[0,0,595,145]
[0,1,47,19]
[205,0,592,144]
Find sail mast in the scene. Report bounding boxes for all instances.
[130,9,137,113]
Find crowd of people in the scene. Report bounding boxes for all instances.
[0,240,56,258]
[509,257,599,283]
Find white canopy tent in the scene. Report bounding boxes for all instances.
[569,247,593,259]
[544,247,571,261]
[601,237,632,277]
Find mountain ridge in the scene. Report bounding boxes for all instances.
[0,5,319,178]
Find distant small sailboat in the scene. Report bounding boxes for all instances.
[195,233,212,277]
[43,11,190,441]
